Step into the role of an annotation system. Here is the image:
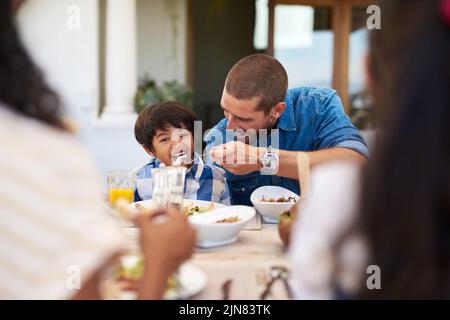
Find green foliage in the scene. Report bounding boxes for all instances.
[134,77,192,114]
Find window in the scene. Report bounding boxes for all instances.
[274,5,334,89]
[265,0,376,119]
[349,6,373,129]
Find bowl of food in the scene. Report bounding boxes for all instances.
[250,186,299,223]
[188,206,256,248]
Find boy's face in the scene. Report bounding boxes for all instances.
[148,126,194,166]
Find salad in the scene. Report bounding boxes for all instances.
[183,201,215,216]
[101,255,178,299]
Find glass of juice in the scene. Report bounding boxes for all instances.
[107,171,136,207]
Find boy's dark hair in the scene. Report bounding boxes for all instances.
[134,101,198,151]
[225,54,288,114]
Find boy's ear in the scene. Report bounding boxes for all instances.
[142,145,155,157]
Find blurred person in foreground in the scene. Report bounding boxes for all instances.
[289,0,450,299]
[0,0,196,299]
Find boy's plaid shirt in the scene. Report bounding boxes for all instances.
[133,152,231,205]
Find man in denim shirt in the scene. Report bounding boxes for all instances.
[204,54,368,206]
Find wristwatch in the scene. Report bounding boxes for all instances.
[260,146,279,175]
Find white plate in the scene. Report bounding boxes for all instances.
[131,199,227,212]
[250,186,299,224]
[122,199,227,227]
[165,263,208,299]
[188,205,256,248]
[102,261,207,300]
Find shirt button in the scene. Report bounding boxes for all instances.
[242,188,245,192]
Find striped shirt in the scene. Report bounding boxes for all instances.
[134,153,231,205]
[0,106,125,299]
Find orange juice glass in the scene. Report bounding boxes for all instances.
[107,171,137,207]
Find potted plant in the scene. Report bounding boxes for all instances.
[134,76,192,114]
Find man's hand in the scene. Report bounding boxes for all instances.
[210,141,263,175]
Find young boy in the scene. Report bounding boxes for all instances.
[133,101,230,205]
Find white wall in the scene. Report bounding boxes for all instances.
[16,0,187,182]
[137,0,187,84]
[17,0,99,112]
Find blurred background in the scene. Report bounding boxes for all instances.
[16,0,375,179]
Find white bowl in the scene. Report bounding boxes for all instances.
[250,186,299,223]
[188,206,256,248]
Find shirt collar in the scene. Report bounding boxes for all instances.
[277,96,297,131]
[187,152,205,180]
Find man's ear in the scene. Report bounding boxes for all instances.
[271,102,286,119]
[142,145,155,157]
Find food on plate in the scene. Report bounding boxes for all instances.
[260,195,298,203]
[115,257,144,280]
[215,216,241,223]
[106,256,178,296]
[131,201,216,217]
[183,201,215,216]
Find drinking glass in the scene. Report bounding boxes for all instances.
[151,166,186,209]
[107,171,136,207]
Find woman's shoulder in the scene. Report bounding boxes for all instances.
[0,106,101,185]
[288,161,364,299]
[311,162,361,190]
[0,106,85,153]
[296,161,362,235]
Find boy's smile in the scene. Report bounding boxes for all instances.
[149,126,194,167]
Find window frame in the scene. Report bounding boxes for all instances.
[267,0,376,113]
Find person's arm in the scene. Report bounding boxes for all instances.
[71,253,122,300]
[137,257,174,300]
[72,209,196,300]
[71,252,175,300]
[276,147,367,180]
[289,163,362,299]
[210,142,366,180]
[211,90,368,178]
[136,209,197,299]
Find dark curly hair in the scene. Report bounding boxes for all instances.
[134,101,198,152]
[0,0,66,130]
[334,0,450,299]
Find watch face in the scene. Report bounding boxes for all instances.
[263,152,278,168]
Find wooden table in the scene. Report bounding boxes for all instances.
[190,224,290,300]
[122,218,290,300]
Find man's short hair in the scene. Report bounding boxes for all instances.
[225,54,288,113]
[134,101,197,151]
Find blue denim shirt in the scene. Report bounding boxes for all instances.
[203,87,368,206]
